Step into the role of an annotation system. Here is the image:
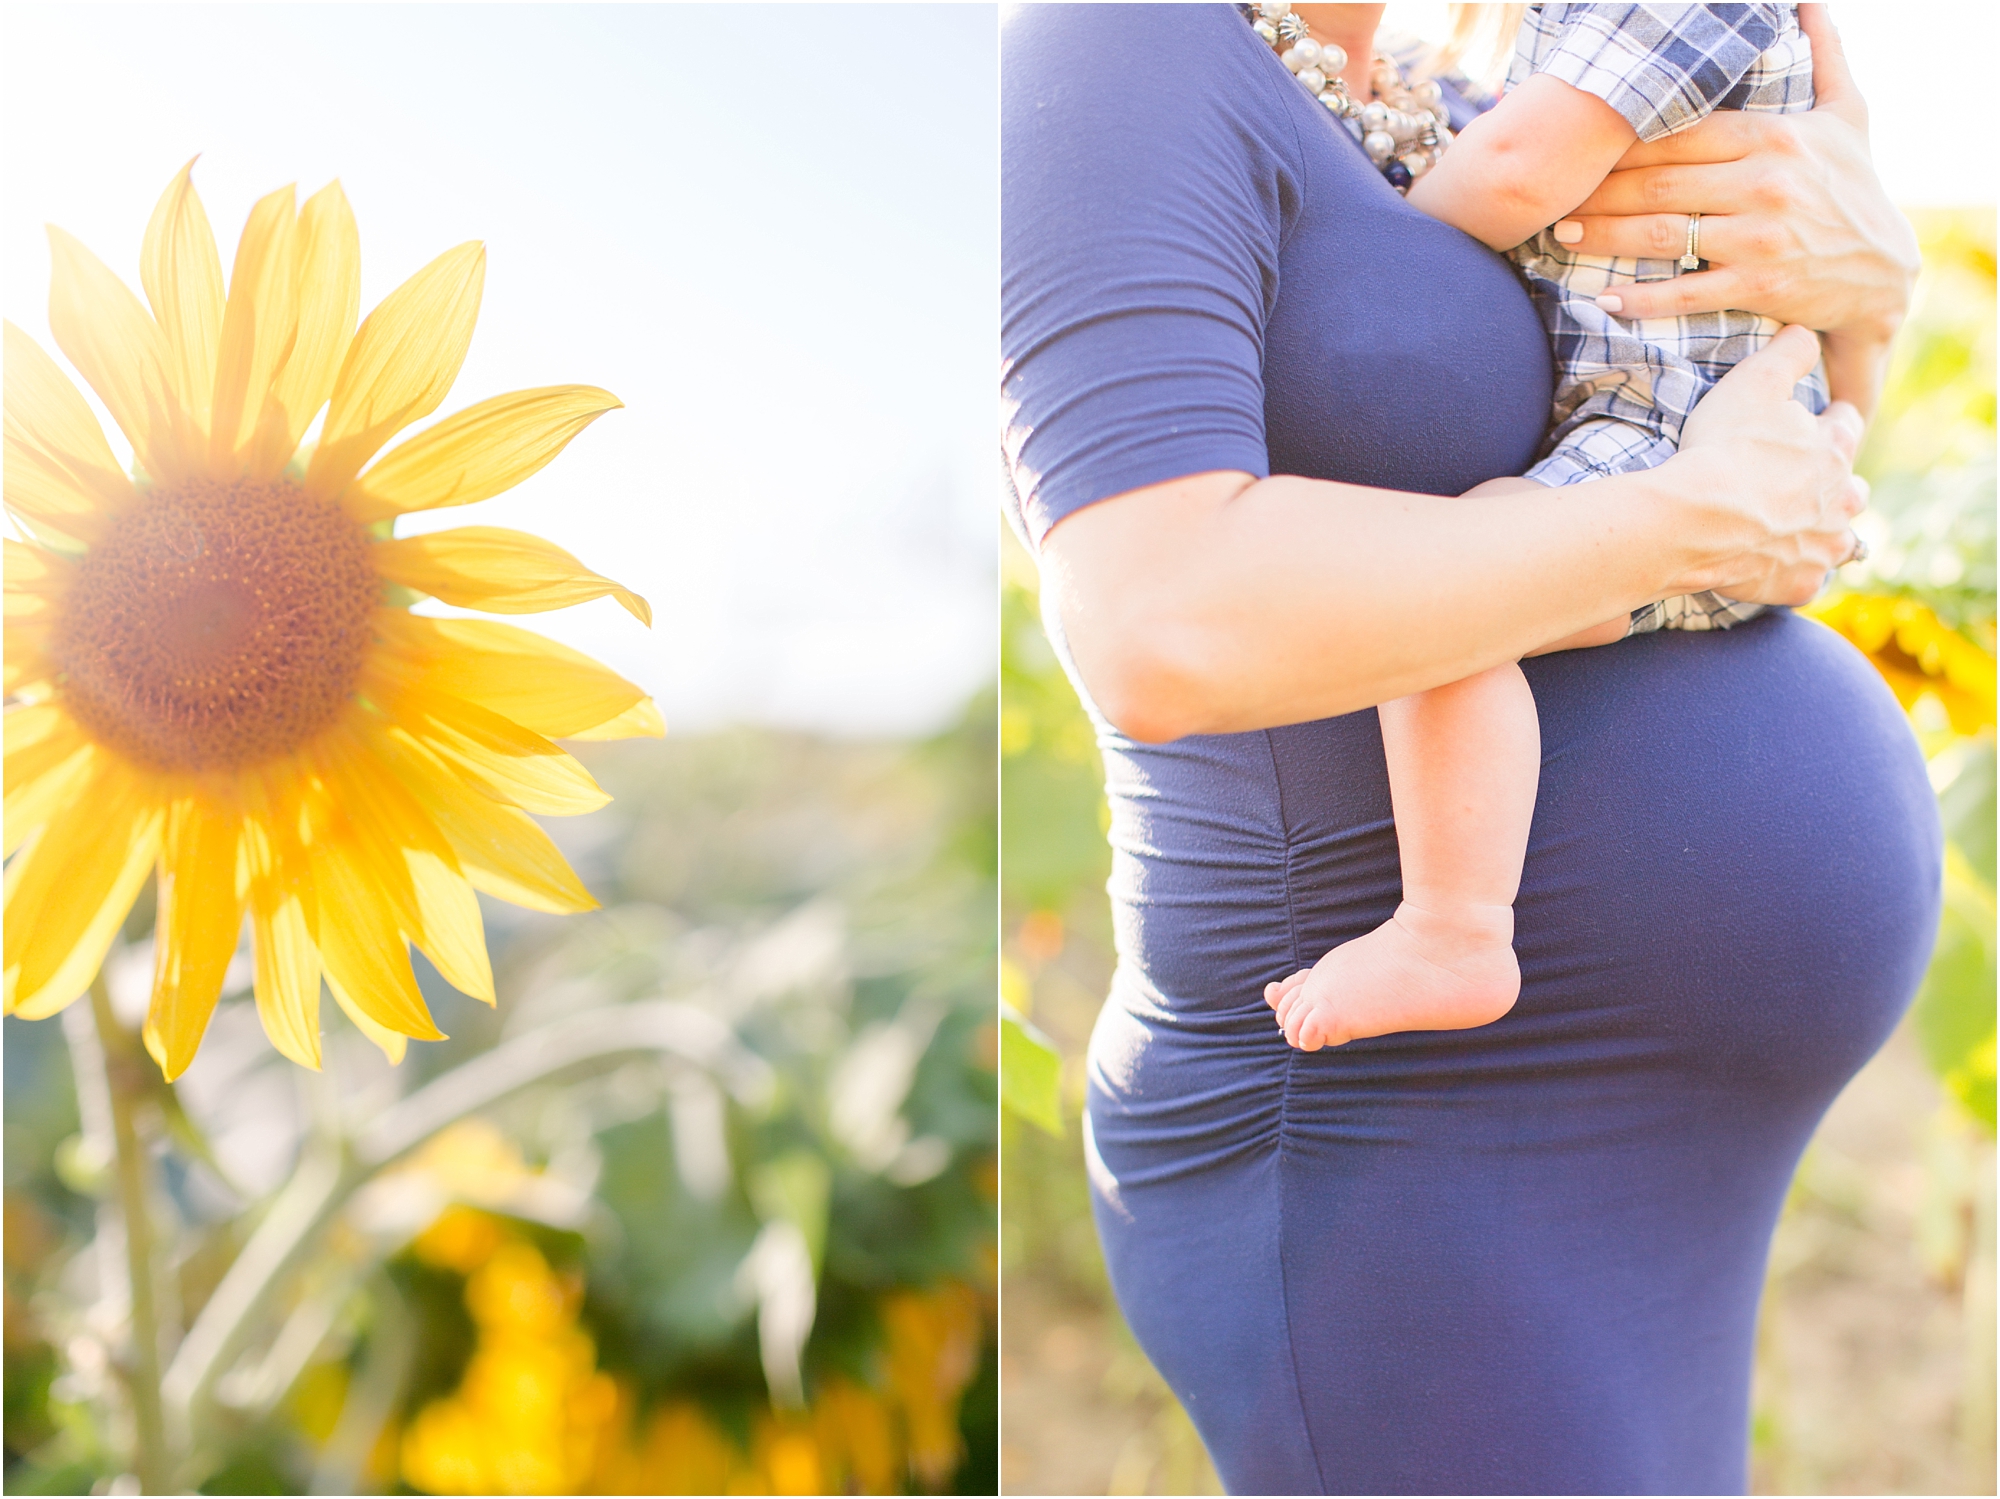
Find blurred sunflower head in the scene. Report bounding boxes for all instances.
[5,162,661,1079]
[1808,592,1997,735]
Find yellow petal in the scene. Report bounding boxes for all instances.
[4,537,69,611]
[145,794,246,1080]
[343,385,620,524]
[4,434,100,550]
[313,835,445,1043]
[407,852,495,1005]
[209,185,299,469]
[140,159,225,437]
[4,699,79,776]
[371,729,598,914]
[4,592,50,629]
[563,695,667,741]
[456,804,598,914]
[2,324,128,500]
[373,611,647,738]
[243,773,322,1070]
[3,614,52,697]
[4,704,93,857]
[315,730,492,1003]
[371,671,611,816]
[46,226,195,484]
[306,242,485,503]
[5,758,163,1019]
[310,733,421,927]
[252,180,360,477]
[325,971,408,1065]
[372,525,650,624]
[4,320,136,541]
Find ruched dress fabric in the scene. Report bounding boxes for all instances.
[1002,7,1942,1495]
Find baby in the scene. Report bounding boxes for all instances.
[1267,4,1827,1050]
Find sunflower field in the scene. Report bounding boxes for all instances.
[999,208,1996,1495]
[5,698,998,1495]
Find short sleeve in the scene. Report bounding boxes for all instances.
[1520,4,1786,142]
[1001,5,1303,549]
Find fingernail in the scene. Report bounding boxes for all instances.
[1553,219,1583,244]
[1594,294,1624,315]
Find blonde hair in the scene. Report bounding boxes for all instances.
[1428,4,1527,89]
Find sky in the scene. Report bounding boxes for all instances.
[2,3,998,737]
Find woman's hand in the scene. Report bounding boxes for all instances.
[1668,324,1868,604]
[1551,5,1918,415]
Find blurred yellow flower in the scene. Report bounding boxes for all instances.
[881,1283,982,1488]
[745,1413,824,1496]
[624,1400,739,1495]
[4,162,661,1079]
[812,1378,899,1495]
[396,1196,989,1496]
[412,1202,510,1276]
[401,1238,620,1496]
[1807,593,1997,735]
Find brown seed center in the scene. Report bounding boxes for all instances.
[51,477,377,773]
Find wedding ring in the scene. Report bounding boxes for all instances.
[1845,532,1870,565]
[1678,213,1702,271]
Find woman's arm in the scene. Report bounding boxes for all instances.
[1549,5,1918,416]
[1044,328,1865,744]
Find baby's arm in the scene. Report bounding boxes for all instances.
[1405,75,1637,252]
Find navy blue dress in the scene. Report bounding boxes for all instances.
[1001,8,1942,1494]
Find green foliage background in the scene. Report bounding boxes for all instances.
[5,699,998,1495]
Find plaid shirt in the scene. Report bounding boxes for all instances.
[1508,5,1824,492]
[1508,3,1813,143]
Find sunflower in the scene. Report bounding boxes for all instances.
[5,162,661,1080]
[1807,592,1997,735]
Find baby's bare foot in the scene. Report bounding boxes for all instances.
[1264,901,1520,1051]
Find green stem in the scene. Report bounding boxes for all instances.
[90,970,169,1495]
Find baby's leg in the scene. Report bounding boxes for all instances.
[1265,661,1538,1050]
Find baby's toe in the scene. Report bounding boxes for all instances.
[1276,988,1308,1032]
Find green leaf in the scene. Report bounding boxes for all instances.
[1913,844,1998,1133]
[1945,1036,1997,1135]
[1000,1005,1064,1137]
[1936,734,1996,887]
[999,573,1112,910]
[750,1151,833,1270]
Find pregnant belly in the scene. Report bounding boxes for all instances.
[1089,609,1942,1180]
[1085,610,1939,1494]
[1511,607,1940,1088]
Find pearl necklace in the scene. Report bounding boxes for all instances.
[1241,2,1455,192]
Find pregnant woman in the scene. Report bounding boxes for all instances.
[1002,5,1940,1494]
